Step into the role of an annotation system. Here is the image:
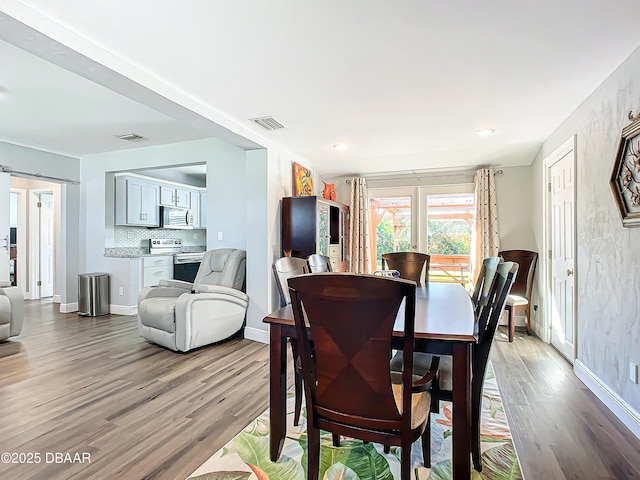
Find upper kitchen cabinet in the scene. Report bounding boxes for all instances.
[200,193,207,228]
[115,175,159,227]
[159,184,191,209]
[191,191,201,228]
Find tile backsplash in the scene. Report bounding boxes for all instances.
[114,226,206,249]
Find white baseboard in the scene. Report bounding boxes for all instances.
[59,302,78,313]
[244,326,269,344]
[574,359,640,441]
[53,295,61,304]
[109,304,138,316]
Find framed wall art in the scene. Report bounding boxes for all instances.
[293,162,313,196]
[610,110,640,227]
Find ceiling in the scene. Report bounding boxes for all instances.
[2,1,640,176]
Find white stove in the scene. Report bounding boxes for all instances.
[149,238,182,255]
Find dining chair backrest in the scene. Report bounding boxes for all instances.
[289,273,416,426]
[381,252,430,285]
[272,257,308,307]
[289,273,436,479]
[498,250,537,302]
[307,254,332,273]
[475,261,518,363]
[470,256,501,314]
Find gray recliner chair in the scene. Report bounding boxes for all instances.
[0,282,24,342]
[137,249,249,352]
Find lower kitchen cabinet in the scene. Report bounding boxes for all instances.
[141,255,173,287]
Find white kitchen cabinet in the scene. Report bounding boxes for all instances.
[200,192,207,228]
[191,191,201,228]
[141,255,173,287]
[160,184,191,208]
[115,176,159,227]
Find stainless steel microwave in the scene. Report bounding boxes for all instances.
[160,206,194,229]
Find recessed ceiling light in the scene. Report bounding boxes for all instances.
[333,143,348,151]
[475,129,494,137]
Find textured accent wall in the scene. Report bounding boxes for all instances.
[532,45,640,413]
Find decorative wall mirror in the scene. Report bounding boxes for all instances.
[610,110,640,227]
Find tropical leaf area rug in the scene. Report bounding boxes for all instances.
[187,362,523,480]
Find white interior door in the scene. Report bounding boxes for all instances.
[549,151,576,361]
[0,173,10,282]
[38,192,54,298]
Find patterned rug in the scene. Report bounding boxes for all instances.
[187,362,522,479]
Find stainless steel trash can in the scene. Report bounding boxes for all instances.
[78,272,110,316]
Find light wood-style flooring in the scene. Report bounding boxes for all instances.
[1,301,639,479]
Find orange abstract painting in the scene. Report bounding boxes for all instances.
[293,162,313,196]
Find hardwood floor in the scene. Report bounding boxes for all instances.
[492,327,640,480]
[0,300,271,480]
[1,301,639,479]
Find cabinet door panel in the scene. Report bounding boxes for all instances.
[160,185,175,206]
[126,182,144,224]
[175,187,191,208]
[142,183,159,226]
[200,193,207,228]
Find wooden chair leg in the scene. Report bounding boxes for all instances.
[383,445,390,454]
[332,433,340,446]
[400,439,411,480]
[525,304,532,335]
[507,305,515,342]
[471,398,482,472]
[289,340,303,426]
[293,371,302,426]
[422,413,431,468]
[308,425,320,480]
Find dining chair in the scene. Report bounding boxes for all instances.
[470,256,501,314]
[307,254,332,273]
[272,256,308,426]
[390,261,518,472]
[381,252,431,285]
[498,250,538,342]
[289,273,438,480]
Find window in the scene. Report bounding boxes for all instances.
[369,184,474,284]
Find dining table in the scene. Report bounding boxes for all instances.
[263,282,477,480]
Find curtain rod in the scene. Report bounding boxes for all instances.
[0,165,80,185]
[345,169,503,184]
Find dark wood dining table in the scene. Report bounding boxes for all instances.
[263,282,477,480]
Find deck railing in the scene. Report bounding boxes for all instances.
[428,254,471,286]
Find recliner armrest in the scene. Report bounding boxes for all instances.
[0,285,24,337]
[195,284,250,303]
[158,279,194,290]
[138,286,192,304]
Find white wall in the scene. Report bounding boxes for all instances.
[80,138,249,309]
[4,147,79,304]
[531,45,640,421]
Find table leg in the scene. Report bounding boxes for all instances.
[452,343,471,479]
[269,324,287,461]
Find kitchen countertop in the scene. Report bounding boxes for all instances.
[104,246,206,258]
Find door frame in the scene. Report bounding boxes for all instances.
[542,135,577,359]
[29,188,55,299]
[10,187,28,294]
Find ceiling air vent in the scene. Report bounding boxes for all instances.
[114,132,148,142]
[249,116,287,131]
